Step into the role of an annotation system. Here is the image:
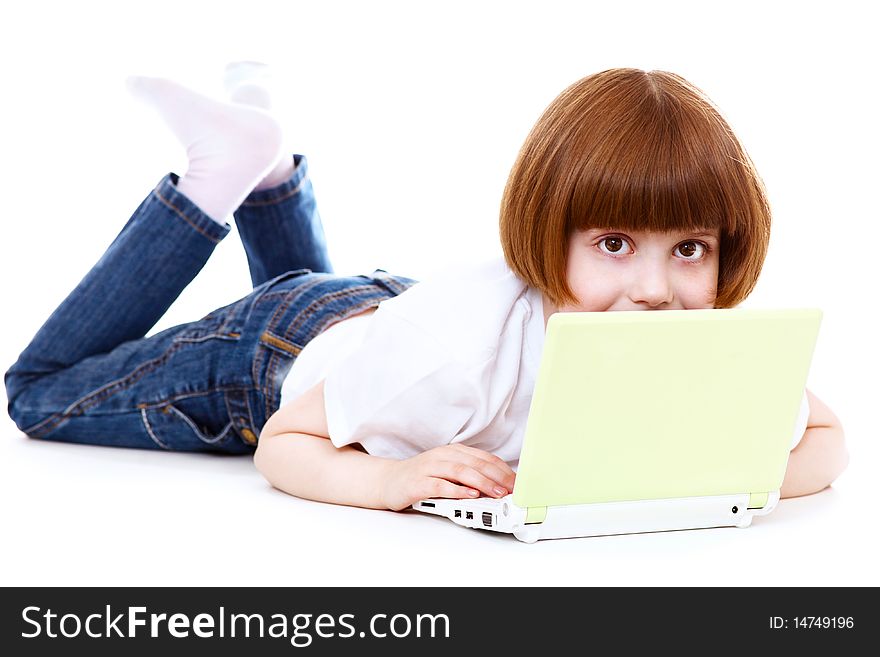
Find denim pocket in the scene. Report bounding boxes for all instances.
[173,301,249,344]
[140,393,253,454]
[175,269,316,346]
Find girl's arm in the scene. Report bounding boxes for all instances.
[253,380,516,510]
[779,389,849,498]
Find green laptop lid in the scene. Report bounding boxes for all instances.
[512,308,822,511]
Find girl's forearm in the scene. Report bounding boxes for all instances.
[255,424,849,508]
[780,425,849,499]
[254,433,394,509]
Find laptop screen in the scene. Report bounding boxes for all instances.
[512,308,821,509]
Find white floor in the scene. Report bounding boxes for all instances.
[2,411,876,587]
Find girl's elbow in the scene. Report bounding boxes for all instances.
[252,432,276,478]
[781,424,849,499]
[812,425,849,493]
[829,427,850,483]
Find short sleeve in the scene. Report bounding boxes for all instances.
[789,390,810,451]
[323,307,479,460]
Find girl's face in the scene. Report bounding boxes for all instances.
[543,227,721,324]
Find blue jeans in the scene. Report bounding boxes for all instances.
[5,154,417,454]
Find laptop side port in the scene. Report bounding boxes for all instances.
[482,512,493,527]
[421,502,435,508]
[465,511,474,520]
[454,509,461,518]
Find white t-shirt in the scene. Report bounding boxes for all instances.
[279,257,810,463]
[281,257,544,465]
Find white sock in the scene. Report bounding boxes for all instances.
[126,75,284,223]
[223,61,295,191]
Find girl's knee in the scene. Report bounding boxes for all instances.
[4,364,49,436]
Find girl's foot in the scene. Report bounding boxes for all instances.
[126,75,284,223]
[223,61,295,191]
[224,60,273,110]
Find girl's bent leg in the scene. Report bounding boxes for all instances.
[233,154,333,287]
[5,174,228,419]
[4,291,262,454]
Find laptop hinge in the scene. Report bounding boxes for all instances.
[525,506,547,524]
[747,492,770,509]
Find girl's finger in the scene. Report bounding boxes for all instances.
[449,443,516,473]
[438,450,516,491]
[418,477,480,502]
[429,461,508,499]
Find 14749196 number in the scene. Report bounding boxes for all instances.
[769,616,854,629]
[793,617,854,629]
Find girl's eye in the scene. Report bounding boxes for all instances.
[675,241,707,260]
[597,236,709,260]
[597,236,633,255]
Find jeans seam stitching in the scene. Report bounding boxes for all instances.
[168,406,235,444]
[240,172,309,207]
[23,342,185,437]
[251,344,265,399]
[281,285,380,342]
[262,277,325,338]
[140,408,170,449]
[265,351,280,421]
[225,392,257,445]
[260,332,301,355]
[134,386,250,409]
[153,187,222,244]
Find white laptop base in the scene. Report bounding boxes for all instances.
[412,492,780,543]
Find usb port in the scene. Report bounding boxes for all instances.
[482,512,493,527]
[454,510,461,518]
[465,511,474,520]
[421,502,435,508]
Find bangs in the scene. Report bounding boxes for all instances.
[564,81,755,238]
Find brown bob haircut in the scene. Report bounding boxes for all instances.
[499,68,771,309]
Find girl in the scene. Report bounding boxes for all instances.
[5,65,848,512]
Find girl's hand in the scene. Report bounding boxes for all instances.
[380,444,517,511]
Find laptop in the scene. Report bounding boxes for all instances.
[412,308,822,542]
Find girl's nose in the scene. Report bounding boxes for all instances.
[628,262,674,308]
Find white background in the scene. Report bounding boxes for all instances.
[1,0,877,586]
